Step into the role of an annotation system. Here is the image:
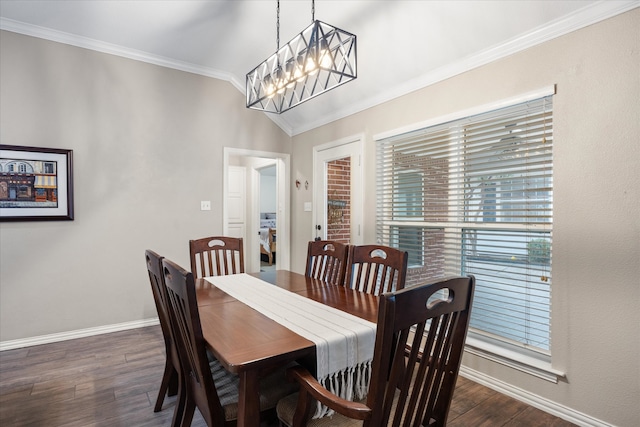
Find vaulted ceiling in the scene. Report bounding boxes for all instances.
[1,1,636,135]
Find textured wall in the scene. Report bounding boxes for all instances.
[1,8,638,426]
[289,9,639,427]
[0,30,290,341]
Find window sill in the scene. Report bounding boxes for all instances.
[464,335,566,383]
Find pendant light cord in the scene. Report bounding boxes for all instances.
[276,0,280,51]
[278,0,315,51]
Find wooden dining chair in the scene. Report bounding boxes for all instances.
[305,240,349,286]
[189,236,244,279]
[161,258,298,427]
[276,275,476,427]
[345,244,408,295]
[144,249,182,415]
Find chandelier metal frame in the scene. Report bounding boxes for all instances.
[246,1,357,114]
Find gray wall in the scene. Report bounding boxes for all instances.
[260,172,277,213]
[1,8,639,427]
[0,30,290,340]
[289,9,639,427]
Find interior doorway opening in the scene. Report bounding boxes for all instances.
[313,137,363,246]
[258,164,277,271]
[224,148,290,273]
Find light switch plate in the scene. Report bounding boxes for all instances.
[200,200,211,211]
[304,202,312,212]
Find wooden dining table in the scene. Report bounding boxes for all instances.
[195,270,379,427]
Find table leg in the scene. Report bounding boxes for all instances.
[237,370,260,427]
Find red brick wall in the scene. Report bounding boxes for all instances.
[393,155,449,287]
[405,229,446,287]
[327,158,351,244]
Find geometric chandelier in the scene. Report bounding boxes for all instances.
[246,0,357,114]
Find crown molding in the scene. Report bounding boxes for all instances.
[289,0,639,136]
[0,17,235,82]
[0,17,296,136]
[2,1,637,137]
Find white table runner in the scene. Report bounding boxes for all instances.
[204,273,376,418]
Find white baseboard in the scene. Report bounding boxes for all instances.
[0,323,616,427]
[0,318,160,351]
[459,366,613,427]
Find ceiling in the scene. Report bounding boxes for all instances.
[0,1,636,136]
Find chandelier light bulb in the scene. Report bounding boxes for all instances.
[286,74,296,88]
[264,75,276,98]
[283,63,296,88]
[305,57,318,75]
[266,83,276,98]
[246,14,357,113]
[319,49,332,69]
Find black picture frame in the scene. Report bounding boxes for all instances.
[0,145,74,221]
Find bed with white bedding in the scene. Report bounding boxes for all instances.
[259,213,276,264]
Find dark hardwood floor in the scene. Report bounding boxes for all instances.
[0,325,576,426]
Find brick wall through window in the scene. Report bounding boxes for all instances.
[326,158,350,244]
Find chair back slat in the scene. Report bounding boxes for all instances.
[346,245,408,295]
[189,236,244,278]
[305,240,349,286]
[276,275,475,427]
[162,258,226,424]
[164,257,299,426]
[366,276,475,427]
[145,249,181,414]
[145,250,171,344]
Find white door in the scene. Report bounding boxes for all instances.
[227,166,246,239]
[313,139,363,244]
[224,148,291,273]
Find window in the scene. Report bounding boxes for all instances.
[392,225,423,267]
[377,95,553,357]
[391,171,424,266]
[7,162,34,174]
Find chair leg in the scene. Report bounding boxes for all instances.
[171,378,187,427]
[179,397,196,427]
[154,359,174,412]
[167,366,179,397]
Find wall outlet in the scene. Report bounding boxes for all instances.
[200,200,211,211]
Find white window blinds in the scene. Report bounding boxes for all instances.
[376,96,553,353]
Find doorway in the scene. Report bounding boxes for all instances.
[258,164,277,271]
[224,148,290,273]
[313,137,363,245]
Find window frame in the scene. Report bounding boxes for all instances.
[374,87,563,382]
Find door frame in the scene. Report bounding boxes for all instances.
[223,147,291,272]
[312,134,364,244]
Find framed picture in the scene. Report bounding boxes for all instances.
[0,145,74,221]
